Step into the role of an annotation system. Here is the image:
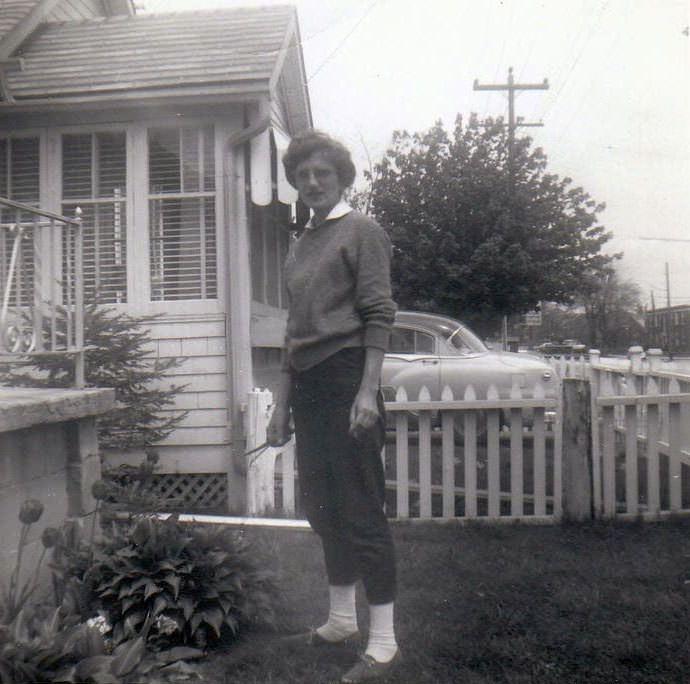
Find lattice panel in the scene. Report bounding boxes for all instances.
[149,473,227,510]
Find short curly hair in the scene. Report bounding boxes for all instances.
[282,129,356,189]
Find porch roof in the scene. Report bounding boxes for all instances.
[0,4,311,130]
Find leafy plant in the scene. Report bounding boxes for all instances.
[0,603,191,684]
[92,516,277,650]
[0,501,208,683]
[100,449,183,515]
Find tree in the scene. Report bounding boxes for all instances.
[367,115,614,335]
[5,303,187,451]
[579,266,645,353]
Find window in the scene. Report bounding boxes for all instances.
[62,132,127,303]
[250,202,291,308]
[0,137,39,204]
[148,126,217,301]
[0,137,40,307]
[389,327,435,354]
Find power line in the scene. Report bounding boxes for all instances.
[307,0,379,83]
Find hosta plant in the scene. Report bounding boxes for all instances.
[0,603,195,684]
[0,603,139,684]
[93,515,277,649]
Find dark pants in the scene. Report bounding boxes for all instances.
[290,348,396,605]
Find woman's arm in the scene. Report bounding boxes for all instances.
[266,364,293,447]
[349,346,385,442]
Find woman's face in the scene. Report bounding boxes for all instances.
[294,151,346,219]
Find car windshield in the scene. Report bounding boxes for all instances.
[392,313,489,355]
[447,324,488,354]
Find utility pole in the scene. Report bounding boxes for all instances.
[474,67,549,195]
[665,262,673,358]
[473,67,549,349]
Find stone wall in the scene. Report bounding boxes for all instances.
[0,387,114,582]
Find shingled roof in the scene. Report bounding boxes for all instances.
[0,1,38,43]
[0,3,311,130]
[0,1,134,57]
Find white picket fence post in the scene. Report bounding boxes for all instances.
[244,388,297,517]
[245,388,275,515]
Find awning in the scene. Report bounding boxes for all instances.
[249,127,298,207]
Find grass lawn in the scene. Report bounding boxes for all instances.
[197,518,690,684]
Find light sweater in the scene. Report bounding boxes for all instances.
[283,206,396,372]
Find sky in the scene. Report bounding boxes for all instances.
[141,0,690,309]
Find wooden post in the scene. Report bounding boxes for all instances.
[562,378,593,520]
[646,348,663,371]
[245,388,276,515]
[628,345,644,372]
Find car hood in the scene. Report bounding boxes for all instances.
[480,350,553,374]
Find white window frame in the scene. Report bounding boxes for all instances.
[49,120,226,315]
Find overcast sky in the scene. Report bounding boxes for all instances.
[142,0,690,308]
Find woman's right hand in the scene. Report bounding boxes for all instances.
[267,403,292,447]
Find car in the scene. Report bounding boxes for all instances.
[536,340,587,356]
[381,311,557,432]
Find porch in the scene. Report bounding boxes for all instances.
[0,198,114,580]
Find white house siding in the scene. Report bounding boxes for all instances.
[131,312,231,474]
[102,311,232,476]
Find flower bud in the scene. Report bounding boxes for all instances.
[145,449,160,465]
[91,480,109,501]
[41,527,61,549]
[18,499,44,524]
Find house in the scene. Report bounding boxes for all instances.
[0,0,312,511]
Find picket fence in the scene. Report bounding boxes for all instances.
[548,348,690,519]
[244,380,562,523]
[244,347,690,524]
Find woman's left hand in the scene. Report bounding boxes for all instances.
[349,386,379,443]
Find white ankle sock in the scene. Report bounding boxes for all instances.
[316,583,358,642]
[365,601,398,663]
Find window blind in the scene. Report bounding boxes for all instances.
[62,132,127,304]
[0,137,40,308]
[148,126,217,301]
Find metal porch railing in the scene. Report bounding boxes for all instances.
[0,197,85,387]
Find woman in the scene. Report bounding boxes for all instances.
[267,130,401,683]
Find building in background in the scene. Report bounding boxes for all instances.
[645,305,690,356]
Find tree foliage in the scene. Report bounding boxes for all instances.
[579,266,645,353]
[367,114,614,333]
[6,303,187,451]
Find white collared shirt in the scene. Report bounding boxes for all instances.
[305,200,353,230]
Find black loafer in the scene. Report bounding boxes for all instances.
[281,627,361,648]
[341,649,403,682]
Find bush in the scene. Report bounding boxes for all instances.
[1,499,275,681]
[91,515,277,650]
